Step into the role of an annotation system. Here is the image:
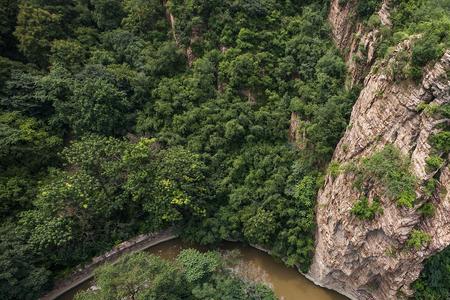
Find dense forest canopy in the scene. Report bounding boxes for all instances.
[0,0,449,299]
[0,0,356,298]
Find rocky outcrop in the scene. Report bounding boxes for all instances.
[328,0,391,86]
[309,42,450,300]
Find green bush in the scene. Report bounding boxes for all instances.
[350,145,417,207]
[436,103,450,118]
[418,203,435,217]
[357,0,382,19]
[75,250,276,300]
[380,0,450,80]
[406,229,431,250]
[327,161,341,179]
[351,197,383,220]
[397,191,416,208]
[423,179,438,198]
[430,131,450,153]
[413,245,450,299]
[412,35,444,67]
[367,14,382,29]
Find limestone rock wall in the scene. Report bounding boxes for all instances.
[308,40,450,299]
[328,0,391,86]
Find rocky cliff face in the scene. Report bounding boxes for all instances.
[308,27,450,299]
[328,0,391,86]
[309,2,450,298]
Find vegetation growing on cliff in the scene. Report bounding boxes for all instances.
[351,196,383,220]
[75,250,276,300]
[347,145,418,207]
[377,0,449,79]
[0,0,355,298]
[415,96,450,300]
[406,230,431,250]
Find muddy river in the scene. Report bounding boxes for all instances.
[58,239,347,300]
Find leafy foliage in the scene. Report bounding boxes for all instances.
[0,0,356,297]
[348,145,417,207]
[0,223,50,300]
[430,132,450,153]
[177,249,220,283]
[75,252,189,300]
[351,197,383,220]
[406,229,431,250]
[14,4,63,67]
[0,112,61,219]
[426,155,445,171]
[377,0,450,79]
[413,245,450,300]
[356,0,382,19]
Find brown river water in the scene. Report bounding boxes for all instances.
[58,239,347,300]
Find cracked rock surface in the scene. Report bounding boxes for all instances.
[308,48,450,299]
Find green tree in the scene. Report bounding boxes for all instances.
[55,77,130,135]
[0,0,19,56]
[50,39,88,70]
[0,112,61,218]
[14,4,63,66]
[413,245,450,299]
[243,209,277,245]
[146,146,211,226]
[0,112,61,170]
[0,223,50,300]
[90,0,125,30]
[177,249,220,283]
[122,0,167,40]
[74,250,276,300]
[75,252,189,300]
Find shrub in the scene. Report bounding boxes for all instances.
[351,196,383,220]
[357,0,382,19]
[430,131,450,153]
[413,245,450,299]
[349,145,417,207]
[418,203,435,217]
[417,103,440,116]
[411,35,444,67]
[423,179,438,198]
[406,229,431,250]
[436,103,450,118]
[327,161,341,179]
[367,14,382,29]
[397,191,416,208]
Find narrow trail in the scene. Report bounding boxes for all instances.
[40,229,177,300]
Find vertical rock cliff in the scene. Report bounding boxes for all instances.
[309,8,450,299]
[308,1,450,299]
[328,0,391,86]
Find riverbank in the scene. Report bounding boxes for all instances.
[41,230,349,300]
[39,229,177,300]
